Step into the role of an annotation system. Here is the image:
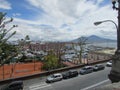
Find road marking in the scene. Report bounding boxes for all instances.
[29,83,51,90]
[30,85,51,90]
[80,79,109,90]
[29,83,47,88]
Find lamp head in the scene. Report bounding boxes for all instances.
[112,0,117,3]
[111,0,117,9]
[94,22,102,26]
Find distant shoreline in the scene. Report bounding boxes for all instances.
[87,42,117,48]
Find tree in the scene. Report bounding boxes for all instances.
[18,35,30,51]
[54,42,65,68]
[0,12,18,66]
[25,35,30,41]
[19,53,27,62]
[43,50,59,70]
[25,35,30,44]
[72,37,87,64]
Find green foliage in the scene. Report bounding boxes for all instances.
[19,54,27,62]
[42,50,59,70]
[0,12,17,66]
[25,35,30,41]
[18,35,30,50]
[0,43,18,65]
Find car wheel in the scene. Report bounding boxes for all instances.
[81,73,85,75]
[19,89,23,90]
[66,77,69,79]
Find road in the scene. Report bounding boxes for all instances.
[23,66,111,90]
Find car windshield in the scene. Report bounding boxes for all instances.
[52,74,61,78]
[82,67,88,70]
[109,60,112,63]
[95,64,101,67]
[49,75,54,78]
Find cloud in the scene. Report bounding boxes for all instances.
[9,0,118,41]
[12,13,21,17]
[0,0,11,9]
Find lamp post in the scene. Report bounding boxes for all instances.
[94,20,118,49]
[94,20,118,31]
[111,0,120,54]
[94,0,120,83]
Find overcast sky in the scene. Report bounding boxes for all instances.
[0,0,118,41]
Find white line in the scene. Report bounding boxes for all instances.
[29,83,47,88]
[80,79,109,90]
[29,84,51,90]
[29,83,51,90]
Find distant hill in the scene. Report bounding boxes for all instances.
[72,35,116,43]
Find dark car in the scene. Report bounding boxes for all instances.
[93,64,105,71]
[1,81,23,90]
[62,70,78,79]
[79,66,93,75]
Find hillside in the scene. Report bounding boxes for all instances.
[72,35,116,43]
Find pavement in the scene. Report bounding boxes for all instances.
[62,61,76,66]
[95,82,120,90]
[21,64,111,90]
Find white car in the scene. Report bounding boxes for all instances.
[46,73,63,83]
[106,60,112,67]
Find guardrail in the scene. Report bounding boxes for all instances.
[0,59,110,85]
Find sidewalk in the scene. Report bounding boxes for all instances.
[62,61,76,67]
[96,82,120,90]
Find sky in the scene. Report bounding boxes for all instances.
[0,0,118,41]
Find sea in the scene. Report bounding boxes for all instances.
[87,42,117,48]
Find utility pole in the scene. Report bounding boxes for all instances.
[94,0,120,83]
[108,0,120,83]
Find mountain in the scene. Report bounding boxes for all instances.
[72,35,116,43]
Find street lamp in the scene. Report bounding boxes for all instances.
[94,20,118,31]
[93,0,120,83]
[94,20,118,47]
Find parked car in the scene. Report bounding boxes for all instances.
[79,66,93,75]
[62,70,78,79]
[46,73,63,83]
[1,80,24,90]
[93,64,105,71]
[106,60,112,67]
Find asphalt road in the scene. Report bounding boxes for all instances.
[23,65,111,90]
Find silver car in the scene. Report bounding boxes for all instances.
[106,60,112,67]
[79,66,94,75]
[46,73,63,83]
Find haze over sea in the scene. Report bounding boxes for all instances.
[88,42,117,48]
